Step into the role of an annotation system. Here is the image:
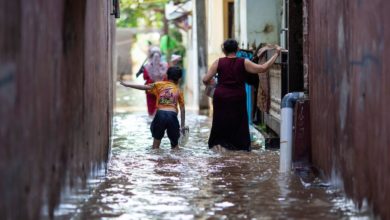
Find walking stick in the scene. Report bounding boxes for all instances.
[135,58,149,78]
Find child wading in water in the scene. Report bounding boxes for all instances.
[120,67,185,149]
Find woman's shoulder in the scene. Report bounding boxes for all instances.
[235,57,246,65]
[219,57,245,64]
[220,57,245,60]
[217,57,228,64]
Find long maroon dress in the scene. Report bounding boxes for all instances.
[208,57,250,151]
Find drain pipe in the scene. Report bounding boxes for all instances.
[280,92,305,172]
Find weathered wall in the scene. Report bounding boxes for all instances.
[307,0,389,218]
[0,0,114,219]
[237,0,282,46]
[236,0,282,48]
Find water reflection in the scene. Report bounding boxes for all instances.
[59,110,371,220]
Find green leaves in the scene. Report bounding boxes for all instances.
[117,0,168,28]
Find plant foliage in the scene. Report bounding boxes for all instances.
[117,0,168,28]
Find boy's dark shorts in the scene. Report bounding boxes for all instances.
[150,110,180,147]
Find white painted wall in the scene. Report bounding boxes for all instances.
[234,0,241,39]
[185,2,199,109]
[239,0,248,46]
[206,0,224,64]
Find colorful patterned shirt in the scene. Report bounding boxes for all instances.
[149,81,184,112]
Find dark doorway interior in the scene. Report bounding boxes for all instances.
[288,0,304,92]
[227,2,234,39]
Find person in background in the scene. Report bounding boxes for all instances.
[143,47,168,116]
[120,67,186,149]
[169,54,186,89]
[202,39,281,151]
[169,54,182,67]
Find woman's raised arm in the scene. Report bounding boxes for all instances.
[244,47,281,74]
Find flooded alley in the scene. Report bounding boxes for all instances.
[53,85,372,220]
[1,1,389,219]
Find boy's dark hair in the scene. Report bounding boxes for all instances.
[167,66,182,82]
[222,39,239,54]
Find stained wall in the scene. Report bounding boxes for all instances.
[0,1,114,219]
[306,0,390,218]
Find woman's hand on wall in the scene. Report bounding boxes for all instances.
[275,46,282,55]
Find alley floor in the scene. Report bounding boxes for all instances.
[53,83,373,220]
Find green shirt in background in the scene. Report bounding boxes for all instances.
[160,35,177,55]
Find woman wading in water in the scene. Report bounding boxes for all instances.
[203,39,281,151]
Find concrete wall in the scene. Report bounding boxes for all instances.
[235,0,284,135]
[206,0,283,63]
[0,1,114,219]
[237,0,282,47]
[116,28,133,79]
[307,0,390,219]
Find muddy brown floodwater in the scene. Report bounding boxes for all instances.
[52,84,374,219]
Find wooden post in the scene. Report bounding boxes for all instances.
[195,0,209,109]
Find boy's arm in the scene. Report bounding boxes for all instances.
[120,81,152,90]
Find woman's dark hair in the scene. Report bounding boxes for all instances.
[222,39,239,54]
[167,66,183,82]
